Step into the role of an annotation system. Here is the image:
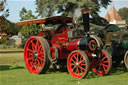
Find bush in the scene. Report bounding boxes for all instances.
[20,38,27,48]
[0,39,17,49]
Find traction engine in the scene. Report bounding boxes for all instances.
[92,24,128,68]
[17,10,112,79]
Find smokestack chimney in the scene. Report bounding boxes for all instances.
[81,10,90,32]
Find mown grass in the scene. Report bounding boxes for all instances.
[0,48,128,85]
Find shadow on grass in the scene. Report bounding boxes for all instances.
[0,65,24,71]
[0,51,24,54]
[87,64,128,79]
[109,64,128,75]
[47,67,68,74]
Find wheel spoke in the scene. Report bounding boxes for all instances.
[102,64,108,68]
[71,59,75,63]
[77,68,80,75]
[81,63,86,66]
[27,48,33,53]
[38,57,44,62]
[31,65,35,71]
[71,63,75,66]
[38,45,42,52]
[79,65,86,71]
[79,59,85,64]
[33,60,36,65]
[97,66,102,71]
[27,57,33,61]
[35,40,39,50]
[31,41,36,50]
[80,56,82,62]
[34,60,39,69]
[35,64,38,69]
[72,66,76,71]
[103,60,109,63]
[75,68,78,74]
[102,65,106,72]
[79,66,83,73]
[77,54,79,62]
[29,52,33,56]
[37,58,43,66]
[38,52,44,56]
[36,59,41,69]
[36,59,40,66]
[73,55,77,61]
[102,56,106,61]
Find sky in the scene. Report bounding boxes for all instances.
[5,0,128,23]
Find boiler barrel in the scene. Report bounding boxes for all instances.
[66,37,97,52]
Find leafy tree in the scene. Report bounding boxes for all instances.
[35,0,111,17]
[7,23,20,35]
[118,7,128,24]
[0,16,9,33]
[0,0,19,35]
[35,0,111,25]
[19,8,39,38]
[0,0,11,34]
[19,7,27,21]
[0,16,19,35]
[0,0,9,17]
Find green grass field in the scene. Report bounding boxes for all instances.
[0,48,128,85]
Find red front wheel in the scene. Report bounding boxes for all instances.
[67,50,89,79]
[92,49,112,75]
[24,36,50,74]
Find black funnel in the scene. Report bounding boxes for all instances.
[81,10,90,32]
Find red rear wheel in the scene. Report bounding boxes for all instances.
[67,50,89,79]
[124,51,128,69]
[92,49,112,75]
[24,36,50,74]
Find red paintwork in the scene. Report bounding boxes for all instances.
[37,32,45,37]
[51,33,68,44]
[50,47,56,59]
[66,39,80,51]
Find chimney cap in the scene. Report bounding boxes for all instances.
[81,10,90,14]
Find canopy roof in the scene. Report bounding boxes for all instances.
[17,16,73,26]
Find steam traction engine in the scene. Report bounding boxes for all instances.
[92,24,128,68]
[17,10,112,79]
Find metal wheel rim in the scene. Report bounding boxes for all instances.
[24,37,45,73]
[67,51,89,78]
[92,51,110,75]
[124,51,128,69]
